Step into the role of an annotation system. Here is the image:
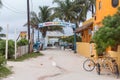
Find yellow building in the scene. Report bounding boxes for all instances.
[76,18,93,43]
[94,0,120,27]
[76,0,120,57]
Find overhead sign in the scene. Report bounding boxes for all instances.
[38,21,76,28]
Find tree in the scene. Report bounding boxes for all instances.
[30,6,63,38]
[52,0,76,21]
[75,0,96,17]
[0,40,15,59]
[52,0,95,28]
[60,35,81,43]
[0,27,5,39]
[93,7,120,55]
[0,1,5,39]
[17,39,28,46]
[52,0,80,27]
[88,0,96,16]
[0,0,2,8]
[31,6,63,50]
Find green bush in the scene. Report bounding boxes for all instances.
[0,66,12,78]
[17,39,28,46]
[93,7,120,55]
[8,40,15,58]
[59,35,81,43]
[0,40,5,55]
[0,40,14,59]
[0,54,5,67]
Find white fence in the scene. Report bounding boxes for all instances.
[16,45,28,58]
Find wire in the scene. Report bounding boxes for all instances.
[2,1,26,14]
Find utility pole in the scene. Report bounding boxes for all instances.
[14,27,17,59]
[5,24,9,60]
[27,0,30,53]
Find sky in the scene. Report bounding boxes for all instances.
[0,0,91,40]
[0,0,73,40]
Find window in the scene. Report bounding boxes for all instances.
[94,16,96,20]
[99,1,102,10]
[112,0,119,8]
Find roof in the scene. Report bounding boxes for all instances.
[75,22,93,33]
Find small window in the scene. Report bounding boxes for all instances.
[99,1,102,10]
[94,16,96,20]
[112,0,119,8]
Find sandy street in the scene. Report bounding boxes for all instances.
[2,47,119,80]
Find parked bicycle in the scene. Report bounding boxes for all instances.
[96,54,119,78]
[83,53,119,78]
[83,55,96,72]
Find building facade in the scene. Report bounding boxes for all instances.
[76,0,120,58]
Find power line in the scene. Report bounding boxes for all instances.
[3,5,25,14]
[2,1,26,14]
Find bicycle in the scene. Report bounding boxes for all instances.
[83,55,96,72]
[96,54,119,78]
[83,53,119,78]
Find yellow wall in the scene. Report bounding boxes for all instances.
[94,0,120,26]
[77,42,120,70]
[76,42,96,58]
[108,46,120,70]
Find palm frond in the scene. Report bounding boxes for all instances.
[0,34,6,37]
[0,0,2,8]
[0,27,2,32]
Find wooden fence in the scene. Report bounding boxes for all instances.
[16,45,28,58]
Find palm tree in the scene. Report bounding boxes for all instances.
[0,0,2,8]
[31,6,63,38]
[52,0,77,22]
[52,0,93,28]
[87,0,96,16]
[31,6,63,37]
[38,6,52,38]
[28,6,63,50]
[0,1,4,39]
[72,0,90,24]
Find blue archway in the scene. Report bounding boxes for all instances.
[38,21,77,53]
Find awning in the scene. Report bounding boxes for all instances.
[75,22,93,33]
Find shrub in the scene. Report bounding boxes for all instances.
[17,39,28,46]
[59,35,81,43]
[93,7,120,55]
[0,40,14,59]
[0,54,5,67]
